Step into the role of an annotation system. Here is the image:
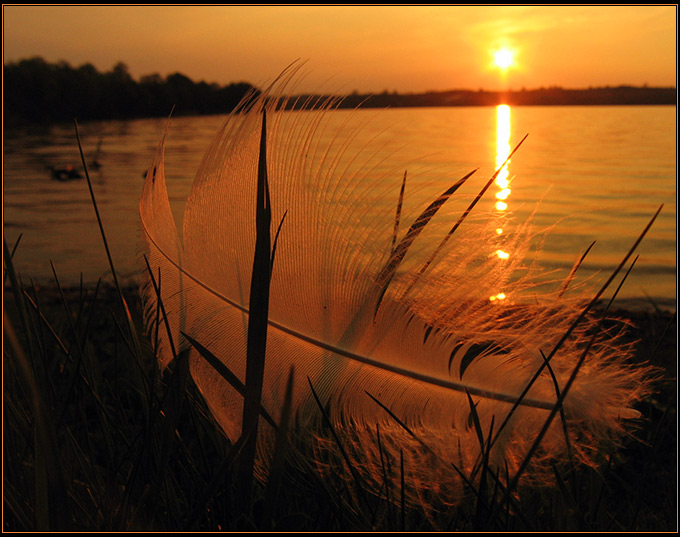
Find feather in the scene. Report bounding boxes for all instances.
[139,70,655,508]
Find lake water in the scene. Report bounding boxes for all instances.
[3,105,676,311]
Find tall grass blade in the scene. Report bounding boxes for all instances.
[74,119,142,363]
[390,171,407,255]
[182,331,278,429]
[375,168,478,313]
[4,238,35,364]
[19,290,69,356]
[238,109,274,507]
[183,435,245,528]
[3,232,23,285]
[558,240,596,298]
[551,464,589,530]
[262,366,295,528]
[270,210,288,271]
[366,389,480,501]
[143,261,191,512]
[308,378,372,517]
[473,416,496,530]
[375,423,394,523]
[400,449,405,531]
[365,390,436,456]
[540,347,573,459]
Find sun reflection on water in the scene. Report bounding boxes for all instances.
[495,104,512,196]
[491,104,512,302]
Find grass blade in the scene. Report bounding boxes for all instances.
[74,119,142,364]
[505,235,652,498]
[375,168,478,313]
[262,366,295,528]
[238,108,274,508]
[558,240,596,298]
[390,171,407,255]
[182,331,278,430]
[3,232,23,285]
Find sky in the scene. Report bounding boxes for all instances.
[3,5,677,94]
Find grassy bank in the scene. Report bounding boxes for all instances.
[3,273,676,531]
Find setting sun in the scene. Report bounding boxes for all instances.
[494,49,514,70]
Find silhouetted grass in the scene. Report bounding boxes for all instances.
[3,274,675,531]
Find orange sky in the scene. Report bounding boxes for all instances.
[3,5,677,93]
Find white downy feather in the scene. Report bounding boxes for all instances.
[139,71,653,507]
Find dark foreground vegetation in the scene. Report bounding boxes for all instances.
[3,273,676,531]
[3,57,676,127]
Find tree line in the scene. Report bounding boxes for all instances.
[335,85,677,109]
[3,57,259,125]
[5,57,675,126]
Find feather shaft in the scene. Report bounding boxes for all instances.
[139,230,560,411]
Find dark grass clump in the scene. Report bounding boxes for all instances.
[3,273,675,531]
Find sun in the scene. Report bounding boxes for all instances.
[494,49,514,70]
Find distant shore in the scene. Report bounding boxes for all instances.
[331,85,677,109]
[4,57,676,126]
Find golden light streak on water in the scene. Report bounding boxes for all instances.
[495,104,511,193]
[496,188,511,200]
[491,104,512,302]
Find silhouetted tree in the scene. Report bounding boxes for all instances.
[4,57,259,125]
